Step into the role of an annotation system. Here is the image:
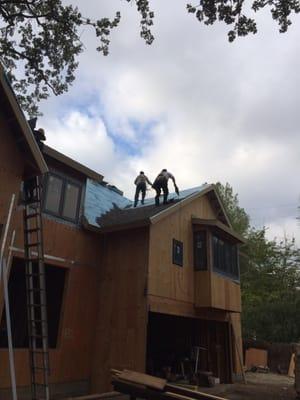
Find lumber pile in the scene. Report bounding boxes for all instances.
[111,369,227,400]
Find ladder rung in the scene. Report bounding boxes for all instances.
[25,213,39,219]
[24,259,44,264]
[29,334,48,338]
[25,228,40,234]
[27,242,41,248]
[27,304,46,308]
[24,200,40,207]
[32,382,48,387]
[32,350,48,354]
[29,318,47,321]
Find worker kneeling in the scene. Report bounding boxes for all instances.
[134,171,152,207]
[152,169,178,206]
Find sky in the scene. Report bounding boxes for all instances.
[38,0,300,243]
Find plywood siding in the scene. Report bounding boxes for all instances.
[194,271,212,308]
[0,111,24,226]
[211,274,241,312]
[0,220,100,389]
[0,114,101,391]
[91,228,149,393]
[195,272,241,312]
[148,195,215,305]
[148,194,241,314]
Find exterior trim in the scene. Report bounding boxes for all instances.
[43,145,103,182]
[192,218,245,243]
[150,185,231,227]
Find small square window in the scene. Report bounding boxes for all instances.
[173,239,183,267]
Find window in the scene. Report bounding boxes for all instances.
[173,239,183,267]
[194,231,207,270]
[212,234,239,280]
[0,258,67,348]
[43,173,82,223]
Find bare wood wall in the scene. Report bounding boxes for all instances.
[147,194,243,375]
[148,195,216,304]
[91,228,149,393]
[0,113,101,390]
[195,271,241,312]
[0,220,101,389]
[0,112,24,224]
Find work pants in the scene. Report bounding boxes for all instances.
[134,182,146,207]
[153,179,168,206]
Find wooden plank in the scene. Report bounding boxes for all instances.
[166,384,227,400]
[245,348,268,369]
[117,370,166,390]
[229,314,246,384]
[288,353,295,378]
[63,392,121,400]
[112,377,227,400]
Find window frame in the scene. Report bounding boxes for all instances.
[43,172,82,224]
[193,229,208,271]
[212,232,240,281]
[172,239,183,267]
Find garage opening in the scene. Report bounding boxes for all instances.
[0,257,67,348]
[146,312,233,384]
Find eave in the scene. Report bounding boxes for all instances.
[192,217,245,244]
[43,145,103,182]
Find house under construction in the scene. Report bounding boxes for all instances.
[0,64,244,399]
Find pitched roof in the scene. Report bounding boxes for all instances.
[83,181,230,233]
[0,64,48,174]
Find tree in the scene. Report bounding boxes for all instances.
[241,232,300,342]
[0,0,154,116]
[216,182,300,343]
[187,1,300,42]
[1,1,299,115]
[215,182,250,236]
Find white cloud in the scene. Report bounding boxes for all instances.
[38,0,300,242]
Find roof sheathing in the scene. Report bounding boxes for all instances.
[83,183,222,232]
[84,179,132,228]
[0,64,48,174]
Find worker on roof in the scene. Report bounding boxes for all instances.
[152,169,179,206]
[134,171,152,207]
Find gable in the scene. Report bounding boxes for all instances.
[149,185,232,228]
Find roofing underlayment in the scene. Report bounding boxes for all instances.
[84,179,210,230]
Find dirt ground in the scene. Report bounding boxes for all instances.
[199,372,296,400]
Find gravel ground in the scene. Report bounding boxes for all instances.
[199,372,296,400]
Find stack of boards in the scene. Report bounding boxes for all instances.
[111,369,227,400]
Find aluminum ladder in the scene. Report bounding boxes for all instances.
[23,176,50,400]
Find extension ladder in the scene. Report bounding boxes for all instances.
[23,176,50,400]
